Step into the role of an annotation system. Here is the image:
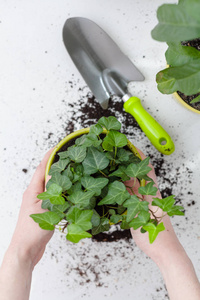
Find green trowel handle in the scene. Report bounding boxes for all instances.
[123,96,175,155]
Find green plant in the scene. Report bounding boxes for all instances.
[151,0,200,103]
[30,116,184,244]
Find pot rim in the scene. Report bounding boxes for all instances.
[174,91,200,114]
[45,127,146,187]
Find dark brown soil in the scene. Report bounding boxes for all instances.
[178,38,200,111]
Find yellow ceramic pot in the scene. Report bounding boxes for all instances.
[174,92,200,114]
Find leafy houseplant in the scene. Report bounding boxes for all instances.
[30,116,184,244]
[151,0,200,112]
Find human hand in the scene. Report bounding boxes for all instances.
[125,149,184,266]
[9,149,54,269]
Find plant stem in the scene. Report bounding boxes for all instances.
[99,170,108,177]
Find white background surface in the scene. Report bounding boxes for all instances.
[0,0,200,299]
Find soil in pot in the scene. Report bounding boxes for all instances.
[177,38,200,111]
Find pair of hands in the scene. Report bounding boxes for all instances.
[10,148,180,269]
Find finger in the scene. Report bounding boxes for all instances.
[125,177,142,198]
[29,148,54,193]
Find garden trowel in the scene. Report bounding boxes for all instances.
[63,17,175,155]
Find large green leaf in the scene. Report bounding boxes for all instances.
[166,43,200,67]
[67,207,93,231]
[81,176,109,196]
[49,159,70,176]
[151,3,200,42]
[103,131,127,148]
[67,146,87,163]
[98,116,121,131]
[98,181,130,206]
[37,183,65,205]
[68,190,95,208]
[138,182,158,196]
[46,173,72,192]
[123,195,149,222]
[156,61,200,95]
[66,224,92,243]
[129,211,150,230]
[125,157,151,180]
[30,211,62,230]
[142,222,165,244]
[82,147,109,175]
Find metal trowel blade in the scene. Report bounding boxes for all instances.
[63,17,144,109]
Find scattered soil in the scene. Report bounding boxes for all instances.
[178,38,200,111]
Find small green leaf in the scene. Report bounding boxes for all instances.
[91,210,101,227]
[167,206,185,216]
[123,195,149,222]
[37,183,65,205]
[90,124,103,135]
[82,147,109,175]
[98,116,121,131]
[116,149,131,162]
[98,181,130,206]
[58,151,69,160]
[67,146,87,163]
[92,217,110,235]
[190,94,200,104]
[104,131,127,148]
[68,190,95,208]
[120,219,130,229]
[52,202,70,217]
[66,224,92,243]
[110,214,122,224]
[67,207,93,231]
[125,157,152,180]
[30,211,62,230]
[46,173,72,192]
[81,176,109,196]
[49,159,70,176]
[129,211,150,230]
[142,222,165,244]
[138,182,158,196]
[102,138,113,152]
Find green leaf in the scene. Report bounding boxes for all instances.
[98,116,121,131]
[68,190,95,208]
[167,206,185,216]
[184,0,200,23]
[151,3,200,42]
[142,222,165,244]
[67,207,93,231]
[82,147,109,175]
[30,211,62,230]
[66,224,92,243]
[104,131,127,148]
[91,210,101,227]
[81,176,109,196]
[152,195,176,212]
[90,124,103,136]
[41,199,54,211]
[123,195,149,222]
[49,159,70,176]
[92,217,110,235]
[58,151,69,159]
[138,182,158,196]
[37,183,65,205]
[98,181,130,206]
[116,149,132,162]
[102,138,113,152]
[67,146,87,163]
[166,43,200,67]
[109,165,130,181]
[129,211,150,230]
[52,202,70,217]
[46,173,72,192]
[125,157,151,180]
[156,61,200,95]
[190,94,200,104]
[110,214,122,224]
[120,219,130,229]
[67,181,82,195]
